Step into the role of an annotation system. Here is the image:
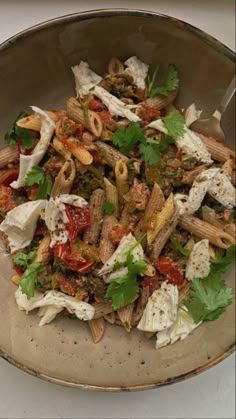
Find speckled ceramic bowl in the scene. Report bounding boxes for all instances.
[0,9,235,391]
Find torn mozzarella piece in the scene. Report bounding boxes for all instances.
[174,168,220,215]
[0,200,46,252]
[93,86,140,122]
[44,194,88,247]
[137,282,179,332]
[124,56,149,89]
[184,103,202,128]
[147,119,168,134]
[10,107,55,189]
[98,233,144,282]
[176,128,213,164]
[208,171,236,209]
[15,288,95,326]
[186,239,210,281]
[72,61,102,98]
[156,307,201,348]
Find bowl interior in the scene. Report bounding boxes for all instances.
[0,10,235,390]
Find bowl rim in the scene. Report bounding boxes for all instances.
[0,8,235,392]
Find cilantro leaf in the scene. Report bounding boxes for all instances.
[163,110,185,139]
[25,166,45,186]
[35,178,53,199]
[102,201,115,215]
[111,122,146,154]
[106,276,139,310]
[211,245,236,274]
[139,143,160,165]
[158,135,176,153]
[126,252,146,275]
[170,236,190,256]
[147,64,179,98]
[5,111,35,149]
[19,262,43,299]
[13,250,37,269]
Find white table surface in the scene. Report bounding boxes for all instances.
[0,1,235,418]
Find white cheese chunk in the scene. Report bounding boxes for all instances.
[0,200,46,252]
[184,103,202,128]
[186,239,210,281]
[137,282,179,332]
[176,128,213,164]
[44,194,88,247]
[10,107,55,189]
[15,288,95,326]
[124,56,149,89]
[98,233,144,282]
[72,61,102,98]
[147,119,168,134]
[156,307,201,348]
[208,171,236,209]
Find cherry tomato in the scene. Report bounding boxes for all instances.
[0,168,19,186]
[54,243,94,273]
[155,256,185,289]
[65,204,91,243]
[99,110,112,125]
[89,98,104,112]
[57,276,76,296]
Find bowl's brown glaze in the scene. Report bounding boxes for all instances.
[0,9,235,391]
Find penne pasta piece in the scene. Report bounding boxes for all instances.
[143,262,156,277]
[50,159,76,198]
[142,89,178,110]
[132,286,150,325]
[147,193,175,245]
[149,208,179,262]
[104,312,116,324]
[197,133,235,162]
[108,57,124,75]
[222,159,234,178]
[144,332,156,339]
[104,177,119,217]
[179,215,235,249]
[120,203,131,227]
[93,301,115,319]
[0,146,19,168]
[70,143,93,165]
[224,223,236,239]
[117,303,135,332]
[179,284,190,306]
[115,159,129,197]
[83,189,105,245]
[99,214,117,263]
[232,170,236,186]
[88,317,106,343]
[202,209,225,230]
[51,137,72,160]
[96,141,129,168]
[16,111,58,131]
[11,274,20,286]
[66,97,103,137]
[35,235,51,264]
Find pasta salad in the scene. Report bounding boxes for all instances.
[0,56,235,348]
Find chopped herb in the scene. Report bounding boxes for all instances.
[20,262,43,299]
[202,206,212,213]
[13,250,37,270]
[5,111,35,149]
[147,64,179,98]
[147,64,160,97]
[163,110,185,139]
[111,122,146,155]
[25,165,53,199]
[102,201,115,215]
[170,236,190,256]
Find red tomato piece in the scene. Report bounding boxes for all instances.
[89,98,104,112]
[176,150,183,161]
[65,205,91,243]
[99,110,112,125]
[0,185,15,213]
[144,106,160,122]
[109,226,130,245]
[0,168,19,186]
[155,256,185,289]
[54,243,94,273]
[57,276,76,296]
[142,275,159,293]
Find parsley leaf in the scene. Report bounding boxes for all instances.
[4,111,35,149]
[147,64,179,98]
[13,250,37,270]
[111,122,146,154]
[163,110,185,139]
[19,262,43,299]
[25,165,53,199]
[170,236,190,256]
[102,201,115,215]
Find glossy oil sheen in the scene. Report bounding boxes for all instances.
[0,10,235,391]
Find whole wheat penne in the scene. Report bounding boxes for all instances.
[115,160,129,197]
[179,284,190,306]
[142,89,178,110]
[132,286,150,324]
[96,141,129,168]
[147,193,175,245]
[16,111,58,131]
[197,133,235,162]
[93,301,115,319]
[66,97,103,137]
[232,170,236,186]
[70,143,93,165]
[104,177,119,217]
[108,57,124,75]
[144,332,156,339]
[50,159,76,198]
[202,209,225,230]
[0,146,19,168]
[83,189,105,244]
[120,204,131,227]
[224,223,236,239]
[149,208,179,262]
[51,137,72,160]
[35,235,51,264]
[117,303,135,332]
[179,215,235,249]
[99,214,117,263]
[88,318,106,343]
[222,159,234,178]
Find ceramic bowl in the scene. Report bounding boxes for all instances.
[0,9,235,391]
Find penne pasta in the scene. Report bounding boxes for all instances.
[108,57,124,75]
[51,137,72,160]
[104,312,116,324]
[104,177,119,217]
[66,97,103,137]
[132,286,150,324]
[88,317,106,343]
[117,303,135,332]
[222,159,234,178]
[147,193,175,245]
[198,133,235,162]
[50,159,76,198]
[142,89,178,110]
[83,189,105,245]
[35,235,51,264]
[96,141,129,168]
[0,146,19,168]
[70,142,93,165]
[98,214,117,263]
[115,159,129,198]
[16,111,58,131]
[11,274,20,286]
[179,284,190,306]
[232,170,236,186]
[93,301,115,319]
[179,215,235,249]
